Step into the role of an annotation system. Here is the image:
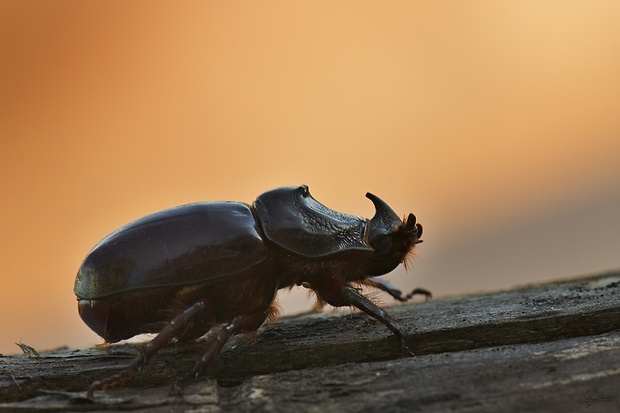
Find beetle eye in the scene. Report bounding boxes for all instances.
[371,235,393,255]
[299,185,310,197]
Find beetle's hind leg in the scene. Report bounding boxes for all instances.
[87,300,206,398]
[367,277,432,302]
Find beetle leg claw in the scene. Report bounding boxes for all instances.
[407,287,432,301]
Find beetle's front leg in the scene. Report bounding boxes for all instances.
[341,286,414,356]
[313,282,415,356]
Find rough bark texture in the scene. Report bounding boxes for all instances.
[1,270,619,412]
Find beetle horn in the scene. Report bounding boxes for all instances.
[366,192,402,236]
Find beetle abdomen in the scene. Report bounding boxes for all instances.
[77,285,182,342]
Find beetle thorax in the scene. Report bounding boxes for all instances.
[275,248,404,290]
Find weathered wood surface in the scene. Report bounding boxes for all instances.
[1,270,619,412]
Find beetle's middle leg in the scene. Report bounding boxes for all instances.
[180,309,269,383]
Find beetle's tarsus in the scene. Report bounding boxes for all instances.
[87,358,140,398]
[407,287,432,302]
[399,336,415,356]
[367,277,432,302]
[403,344,415,357]
[170,379,185,396]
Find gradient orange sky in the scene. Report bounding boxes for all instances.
[1,1,619,355]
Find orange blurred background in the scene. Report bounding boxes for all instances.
[1,1,619,355]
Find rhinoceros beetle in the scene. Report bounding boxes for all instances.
[74,185,429,396]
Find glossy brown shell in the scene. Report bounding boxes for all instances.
[74,202,268,300]
[254,185,372,258]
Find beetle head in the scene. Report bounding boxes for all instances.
[366,192,422,271]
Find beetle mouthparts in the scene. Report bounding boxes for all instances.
[402,213,421,235]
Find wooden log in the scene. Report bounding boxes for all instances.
[1,270,619,411]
